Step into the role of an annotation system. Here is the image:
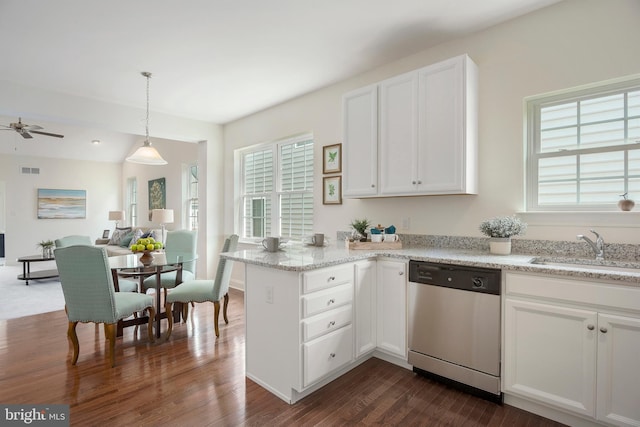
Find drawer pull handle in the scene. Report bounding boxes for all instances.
[327,276,336,282]
[587,324,595,330]
[328,321,336,328]
[600,327,608,333]
[330,353,336,358]
[327,299,335,305]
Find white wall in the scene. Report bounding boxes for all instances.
[223,0,640,246]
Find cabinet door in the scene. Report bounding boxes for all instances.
[354,260,377,357]
[596,313,640,427]
[503,298,597,417]
[376,260,407,358]
[343,85,378,197]
[379,72,418,195]
[417,54,477,194]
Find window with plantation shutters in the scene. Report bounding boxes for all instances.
[527,78,640,211]
[239,134,314,239]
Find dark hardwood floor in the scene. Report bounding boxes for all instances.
[0,288,564,426]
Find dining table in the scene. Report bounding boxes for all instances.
[109,252,197,339]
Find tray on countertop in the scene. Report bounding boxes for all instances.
[345,239,402,250]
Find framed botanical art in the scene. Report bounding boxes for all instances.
[148,177,166,220]
[323,176,342,205]
[323,143,342,174]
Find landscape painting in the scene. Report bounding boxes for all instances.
[37,188,87,219]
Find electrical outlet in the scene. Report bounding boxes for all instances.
[402,217,410,230]
[265,286,274,304]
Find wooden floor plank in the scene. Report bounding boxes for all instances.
[0,288,565,426]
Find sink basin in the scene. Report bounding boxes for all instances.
[530,258,640,274]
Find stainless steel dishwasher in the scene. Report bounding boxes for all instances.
[408,260,502,402]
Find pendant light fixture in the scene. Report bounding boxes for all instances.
[126,71,167,165]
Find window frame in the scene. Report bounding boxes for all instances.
[236,133,314,241]
[526,76,640,212]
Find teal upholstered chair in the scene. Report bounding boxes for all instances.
[55,237,138,293]
[54,246,155,367]
[165,234,238,339]
[142,230,197,296]
[55,235,92,248]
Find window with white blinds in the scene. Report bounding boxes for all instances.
[527,78,640,211]
[240,134,314,239]
[126,177,137,227]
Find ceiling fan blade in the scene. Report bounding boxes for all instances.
[23,124,44,131]
[30,130,64,138]
[21,131,33,139]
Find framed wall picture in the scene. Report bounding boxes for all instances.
[37,188,87,219]
[102,229,110,239]
[323,143,342,174]
[148,177,166,220]
[323,176,342,205]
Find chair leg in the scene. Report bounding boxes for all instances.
[164,302,173,340]
[67,321,80,365]
[104,323,116,368]
[213,301,220,338]
[223,293,229,324]
[182,303,189,322]
[146,306,156,343]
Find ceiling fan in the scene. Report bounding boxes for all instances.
[0,117,64,139]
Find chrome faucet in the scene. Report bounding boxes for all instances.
[577,229,604,260]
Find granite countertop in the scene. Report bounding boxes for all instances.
[221,242,640,286]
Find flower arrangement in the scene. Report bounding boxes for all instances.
[479,216,527,239]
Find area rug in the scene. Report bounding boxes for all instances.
[0,264,65,320]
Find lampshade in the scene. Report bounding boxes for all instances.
[126,142,167,165]
[108,210,125,222]
[151,209,174,224]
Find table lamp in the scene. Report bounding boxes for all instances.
[108,210,125,228]
[151,208,174,243]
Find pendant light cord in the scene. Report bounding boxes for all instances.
[142,71,152,144]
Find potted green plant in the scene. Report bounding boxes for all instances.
[479,216,527,255]
[349,218,371,242]
[37,240,55,258]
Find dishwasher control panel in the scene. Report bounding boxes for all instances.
[408,261,501,295]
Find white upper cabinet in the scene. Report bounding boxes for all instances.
[342,85,378,197]
[342,54,478,198]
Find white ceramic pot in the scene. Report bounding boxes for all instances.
[489,237,511,255]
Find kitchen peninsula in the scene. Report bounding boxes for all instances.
[222,238,640,426]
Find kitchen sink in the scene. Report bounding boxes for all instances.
[530,257,640,274]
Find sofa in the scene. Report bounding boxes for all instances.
[95,227,162,257]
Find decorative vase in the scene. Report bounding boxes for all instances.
[618,199,635,211]
[489,237,511,255]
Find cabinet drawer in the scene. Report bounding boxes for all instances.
[303,325,353,387]
[302,283,353,318]
[302,305,352,342]
[303,264,353,294]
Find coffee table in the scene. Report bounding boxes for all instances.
[17,254,59,285]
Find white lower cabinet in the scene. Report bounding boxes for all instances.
[376,259,407,358]
[245,259,409,404]
[504,272,640,427]
[354,260,377,357]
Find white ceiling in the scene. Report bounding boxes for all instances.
[0,0,561,161]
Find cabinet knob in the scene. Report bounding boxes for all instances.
[327,298,335,305]
[587,324,595,330]
[327,276,335,282]
[371,184,375,188]
[399,271,404,276]
[417,180,422,184]
[329,353,336,358]
[600,327,608,333]
[328,321,336,328]
[412,181,416,184]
